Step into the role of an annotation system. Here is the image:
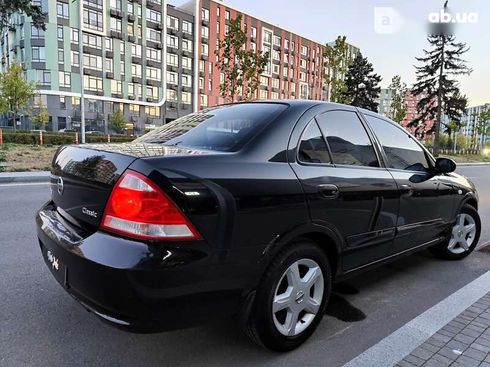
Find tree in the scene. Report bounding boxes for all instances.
[0,0,46,31]
[387,75,407,124]
[474,105,490,150]
[323,36,353,103]
[33,105,49,129]
[341,53,381,111]
[410,2,471,156]
[0,62,37,131]
[109,109,127,133]
[215,14,269,102]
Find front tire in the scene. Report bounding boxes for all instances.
[431,204,481,260]
[245,240,331,351]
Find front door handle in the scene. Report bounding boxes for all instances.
[317,184,339,199]
[400,184,413,195]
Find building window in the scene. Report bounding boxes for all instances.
[129,104,139,114]
[71,28,79,44]
[182,21,192,34]
[182,92,191,104]
[57,2,69,19]
[167,53,178,66]
[83,33,102,49]
[167,71,177,84]
[201,43,208,56]
[182,39,193,52]
[199,60,205,72]
[31,46,45,62]
[145,106,160,118]
[259,90,268,99]
[202,26,209,39]
[84,54,103,70]
[105,58,113,73]
[105,38,113,51]
[131,43,142,57]
[131,63,142,77]
[111,80,122,94]
[182,74,191,87]
[301,45,308,56]
[35,70,50,85]
[71,51,79,67]
[146,86,158,99]
[272,78,279,89]
[57,26,64,40]
[200,94,208,107]
[85,0,103,9]
[84,75,103,91]
[284,39,289,49]
[110,0,122,10]
[263,30,272,44]
[146,8,161,23]
[31,25,45,39]
[202,8,209,21]
[59,72,71,88]
[166,15,179,30]
[182,57,192,70]
[273,35,281,46]
[110,17,122,32]
[83,8,103,32]
[146,28,161,43]
[146,67,161,81]
[251,27,257,39]
[166,89,177,101]
[121,60,125,76]
[146,48,161,62]
[58,49,64,63]
[60,96,66,109]
[167,35,178,48]
[225,10,230,20]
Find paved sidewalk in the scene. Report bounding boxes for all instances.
[396,292,490,367]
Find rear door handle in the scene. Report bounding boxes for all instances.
[317,184,339,199]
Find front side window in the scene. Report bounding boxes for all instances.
[136,103,288,152]
[316,111,379,167]
[298,121,330,164]
[364,114,429,171]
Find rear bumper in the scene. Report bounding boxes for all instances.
[36,202,246,332]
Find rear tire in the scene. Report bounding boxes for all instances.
[244,240,331,351]
[431,204,480,260]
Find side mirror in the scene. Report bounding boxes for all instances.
[435,157,456,173]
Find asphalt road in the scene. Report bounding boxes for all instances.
[0,166,489,367]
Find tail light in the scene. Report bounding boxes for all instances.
[101,170,201,241]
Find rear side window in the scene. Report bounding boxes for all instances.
[298,121,331,164]
[135,103,287,152]
[316,111,379,167]
[364,115,429,171]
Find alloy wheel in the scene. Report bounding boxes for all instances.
[272,258,324,336]
[448,213,477,254]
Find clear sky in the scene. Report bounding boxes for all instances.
[170,0,489,106]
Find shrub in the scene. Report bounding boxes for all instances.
[1,131,134,145]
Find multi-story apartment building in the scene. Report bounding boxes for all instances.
[1,0,361,133]
[402,91,435,141]
[460,104,490,145]
[0,0,194,133]
[377,88,394,118]
[183,0,338,110]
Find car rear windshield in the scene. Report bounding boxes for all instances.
[134,103,288,152]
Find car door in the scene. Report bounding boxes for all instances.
[289,107,400,271]
[362,114,454,255]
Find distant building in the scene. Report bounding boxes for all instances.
[377,88,394,118]
[402,91,436,141]
[460,104,490,145]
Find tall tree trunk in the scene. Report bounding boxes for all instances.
[434,38,445,157]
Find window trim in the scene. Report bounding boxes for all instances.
[296,119,334,167]
[361,112,436,173]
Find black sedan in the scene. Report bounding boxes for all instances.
[36,101,480,351]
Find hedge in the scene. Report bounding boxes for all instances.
[1,132,135,145]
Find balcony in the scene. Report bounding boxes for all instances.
[168,84,178,90]
[105,72,114,79]
[167,65,178,72]
[127,35,136,43]
[131,56,142,64]
[167,27,178,35]
[182,68,192,75]
[182,31,193,40]
[110,30,123,39]
[181,103,191,109]
[167,101,177,109]
[127,14,135,22]
[182,50,192,57]
[182,86,192,93]
[132,76,142,83]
